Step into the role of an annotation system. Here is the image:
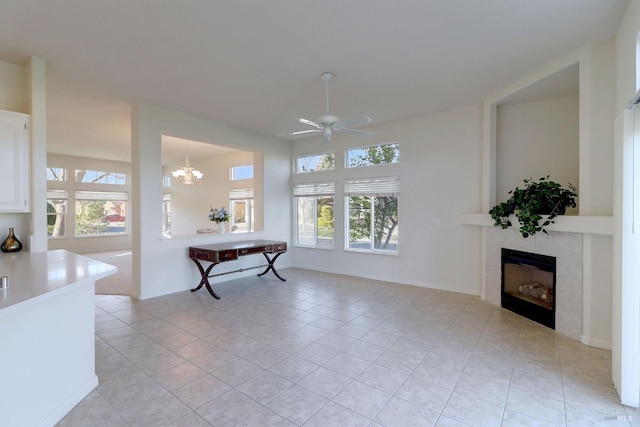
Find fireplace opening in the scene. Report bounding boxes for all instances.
[501,248,556,329]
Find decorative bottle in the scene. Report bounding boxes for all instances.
[1,228,23,253]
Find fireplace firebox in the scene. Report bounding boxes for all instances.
[501,248,556,329]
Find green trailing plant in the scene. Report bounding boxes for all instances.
[489,176,577,238]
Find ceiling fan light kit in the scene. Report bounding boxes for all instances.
[283,72,375,143]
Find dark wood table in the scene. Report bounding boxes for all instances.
[188,239,287,299]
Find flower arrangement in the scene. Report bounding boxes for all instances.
[208,206,230,223]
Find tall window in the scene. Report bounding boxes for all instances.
[294,182,335,248]
[162,193,171,237]
[75,191,127,237]
[347,143,399,168]
[229,188,254,232]
[47,190,67,238]
[295,153,335,173]
[345,177,398,253]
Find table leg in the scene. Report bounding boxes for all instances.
[190,258,221,299]
[258,252,286,281]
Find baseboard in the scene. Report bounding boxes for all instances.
[39,374,99,427]
[581,334,612,350]
[289,264,481,297]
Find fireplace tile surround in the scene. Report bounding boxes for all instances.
[485,227,583,341]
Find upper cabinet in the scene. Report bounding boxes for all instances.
[0,110,30,212]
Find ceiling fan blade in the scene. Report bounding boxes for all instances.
[337,127,376,137]
[280,129,322,137]
[297,118,323,129]
[335,115,372,130]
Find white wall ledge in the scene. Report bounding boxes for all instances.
[459,213,613,235]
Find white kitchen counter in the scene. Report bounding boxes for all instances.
[0,249,116,314]
[0,250,116,427]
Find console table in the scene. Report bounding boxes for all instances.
[188,239,287,299]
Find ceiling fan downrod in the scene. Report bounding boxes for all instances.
[321,72,334,116]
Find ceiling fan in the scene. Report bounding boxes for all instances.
[282,72,375,143]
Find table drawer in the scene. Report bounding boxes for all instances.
[218,250,238,261]
[272,243,287,252]
[189,248,217,262]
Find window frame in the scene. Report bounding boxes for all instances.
[74,190,128,238]
[74,169,126,185]
[346,142,400,169]
[229,188,254,232]
[344,176,399,254]
[46,167,67,182]
[230,164,254,181]
[293,182,335,249]
[47,190,68,239]
[295,152,336,174]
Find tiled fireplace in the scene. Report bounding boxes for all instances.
[485,227,583,341]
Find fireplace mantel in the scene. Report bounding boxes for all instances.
[458,213,612,235]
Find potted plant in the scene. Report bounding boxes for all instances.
[489,176,577,238]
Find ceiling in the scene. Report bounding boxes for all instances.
[0,0,629,163]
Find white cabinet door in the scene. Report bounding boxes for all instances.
[0,110,29,212]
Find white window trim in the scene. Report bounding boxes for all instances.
[294,181,335,248]
[345,176,399,254]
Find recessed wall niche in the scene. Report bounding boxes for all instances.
[161,135,263,236]
[495,62,579,214]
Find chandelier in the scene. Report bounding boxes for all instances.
[171,140,203,185]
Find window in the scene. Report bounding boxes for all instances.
[75,191,127,237]
[47,190,67,238]
[229,188,254,232]
[345,177,398,253]
[230,165,254,180]
[347,143,399,168]
[75,169,126,185]
[295,153,335,173]
[46,167,67,181]
[294,182,335,248]
[162,193,171,237]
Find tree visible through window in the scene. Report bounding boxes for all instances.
[47,190,67,238]
[294,182,335,248]
[347,143,399,168]
[296,153,335,173]
[75,191,127,237]
[75,169,126,185]
[348,194,398,251]
[46,166,129,239]
[346,177,399,252]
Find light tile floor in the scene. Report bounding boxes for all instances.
[58,268,637,426]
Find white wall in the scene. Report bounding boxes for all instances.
[0,58,47,252]
[131,103,290,300]
[613,0,640,407]
[616,0,640,113]
[0,60,27,113]
[46,154,132,253]
[291,104,484,296]
[496,94,579,207]
[164,150,260,236]
[579,39,616,349]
